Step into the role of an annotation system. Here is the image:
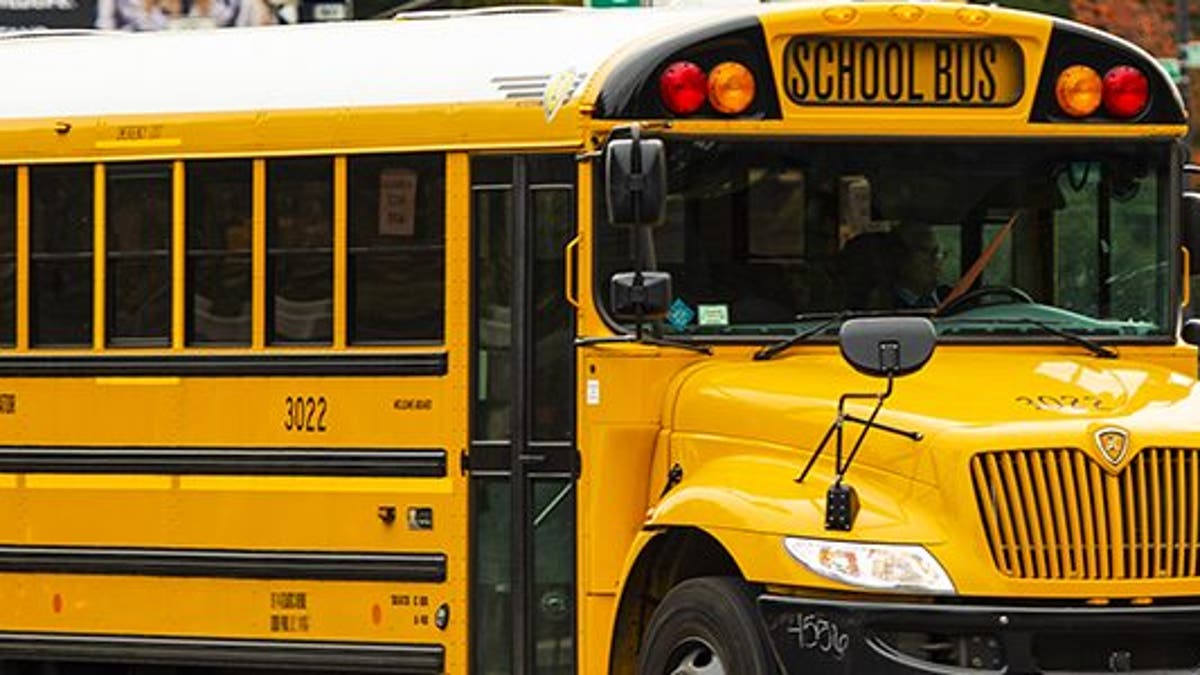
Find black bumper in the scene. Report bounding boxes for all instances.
[759,593,1200,674]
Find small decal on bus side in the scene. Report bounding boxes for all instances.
[586,379,600,406]
[393,398,433,411]
[284,396,327,432]
[269,591,310,633]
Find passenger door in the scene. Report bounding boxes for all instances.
[468,155,577,675]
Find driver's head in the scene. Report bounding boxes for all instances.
[894,222,943,298]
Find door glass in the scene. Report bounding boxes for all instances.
[531,187,574,441]
[472,477,512,675]
[532,478,575,675]
[474,186,513,441]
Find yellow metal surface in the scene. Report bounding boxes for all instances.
[0,574,448,643]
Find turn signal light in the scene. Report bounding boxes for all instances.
[659,61,707,115]
[707,61,755,115]
[1055,65,1102,117]
[1102,66,1149,118]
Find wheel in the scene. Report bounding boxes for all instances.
[637,577,776,675]
[939,285,1034,315]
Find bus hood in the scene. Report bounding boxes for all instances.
[667,348,1200,487]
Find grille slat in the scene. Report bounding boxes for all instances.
[1030,451,1062,578]
[973,448,1200,580]
[1045,451,1074,577]
[1190,453,1199,576]
[972,459,1011,576]
[1015,452,1048,577]
[985,454,1020,574]
[1000,453,1035,577]
[1123,467,1137,578]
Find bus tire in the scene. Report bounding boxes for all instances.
[637,576,776,675]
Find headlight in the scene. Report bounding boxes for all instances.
[784,537,955,595]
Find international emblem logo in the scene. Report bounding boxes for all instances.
[1094,427,1129,466]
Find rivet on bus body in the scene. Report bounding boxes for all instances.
[890,4,924,23]
[822,6,857,25]
[956,7,990,26]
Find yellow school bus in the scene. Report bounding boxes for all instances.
[0,2,1196,674]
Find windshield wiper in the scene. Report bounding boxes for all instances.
[1018,318,1118,358]
[575,332,713,355]
[754,312,846,361]
[942,317,1117,359]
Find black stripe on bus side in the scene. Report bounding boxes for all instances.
[0,632,444,673]
[0,546,447,583]
[0,447,447,477]
[0,352,448,378]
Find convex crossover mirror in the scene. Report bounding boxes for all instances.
[610,271,672,321]
[839,317,937,378]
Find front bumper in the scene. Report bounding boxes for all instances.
[760,593,1200,673]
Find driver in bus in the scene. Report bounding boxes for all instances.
[891,222,946,309]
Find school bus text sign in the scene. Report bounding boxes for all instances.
[782,36,1024,107]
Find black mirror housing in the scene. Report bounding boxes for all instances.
[610,271,672,321]
[1184,318,1200,346]
[605,137,667,228]
[1185,192,1200,274]
[839,317,936,378]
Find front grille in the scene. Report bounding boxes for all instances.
[971,448,1200,580]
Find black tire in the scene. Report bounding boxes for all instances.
[637,576,776,675]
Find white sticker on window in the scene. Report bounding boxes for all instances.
[697,304,729,327]
[586,379,600,406]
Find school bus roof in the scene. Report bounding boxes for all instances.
[0,6,743,120]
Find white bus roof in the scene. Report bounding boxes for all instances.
[0,7,738,119]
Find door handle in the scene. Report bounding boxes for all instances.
[564,235,580,309]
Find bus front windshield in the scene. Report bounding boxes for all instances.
[595,140,1174,341]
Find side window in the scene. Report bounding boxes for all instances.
[267,158,332,345]
[186,160,252,346]
[30,165,93,348]
[0,168,14,347]
[347,153,445,343]
[107,163,171,345]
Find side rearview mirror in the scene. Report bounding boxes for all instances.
[606,136,666,228]
[839,317,936,378]
[1184,192,1200,275]
[610,271,672,321]
[1184,318,1200,346]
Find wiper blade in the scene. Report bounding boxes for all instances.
[1018,318,1118,358]
[941,317,1117,359]
[575,332,713,355]
[753,313,845,361]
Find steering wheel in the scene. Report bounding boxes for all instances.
[938,285,1035,315]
